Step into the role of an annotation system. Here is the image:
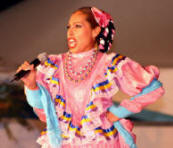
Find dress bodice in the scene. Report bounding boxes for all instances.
[33,50,163,146]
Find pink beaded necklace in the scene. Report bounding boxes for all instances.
[64,49,98,83]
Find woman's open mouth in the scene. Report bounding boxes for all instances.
[68,37,77,48]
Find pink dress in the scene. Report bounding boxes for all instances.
[31,49,164,148]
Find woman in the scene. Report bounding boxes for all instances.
[17,7,164,148]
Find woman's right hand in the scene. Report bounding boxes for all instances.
[16,61,38,90]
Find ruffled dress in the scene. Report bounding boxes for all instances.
[25,49,164,148]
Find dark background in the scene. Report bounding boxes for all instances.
[0,0,173,72]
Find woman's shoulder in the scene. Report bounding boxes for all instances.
[48,53,63,63]
[36,53,64,85]
[36,53,64,72]
[45,52,67,66]
[104,52,127,66]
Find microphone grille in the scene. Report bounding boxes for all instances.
[37,52,48,63]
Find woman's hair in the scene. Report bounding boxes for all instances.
[72,7,115,53]
[72,6,99,29]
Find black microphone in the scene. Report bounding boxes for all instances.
[11,52,48,82]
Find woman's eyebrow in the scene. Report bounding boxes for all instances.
[68,21,83,26]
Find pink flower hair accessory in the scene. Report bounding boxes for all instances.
[91,7,115,52]
[91,7,112,28]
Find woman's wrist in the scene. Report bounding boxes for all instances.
[106,111,120,123]
[25,83,39,90]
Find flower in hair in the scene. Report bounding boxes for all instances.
[91,7,115,52]
[91,7,112,28]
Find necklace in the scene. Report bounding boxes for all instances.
[64,49,98,83]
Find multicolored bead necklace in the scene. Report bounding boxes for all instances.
[64,49,98,83]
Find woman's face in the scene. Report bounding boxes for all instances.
[67,11,99,53]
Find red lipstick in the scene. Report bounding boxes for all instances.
[68,37,77,48]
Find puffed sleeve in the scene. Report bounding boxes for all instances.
[107,53,164,115]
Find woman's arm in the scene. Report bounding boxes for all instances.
[107,79,164,121]
[106,55,165,121]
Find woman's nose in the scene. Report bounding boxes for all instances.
[68,27,74,36]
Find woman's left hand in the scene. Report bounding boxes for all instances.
[106,111,119,123]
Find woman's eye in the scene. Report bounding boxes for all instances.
[75,24,82,28]
[66,25,70,29]
[66,24,82,30]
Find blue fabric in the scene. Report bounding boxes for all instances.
[114,122,137,148]
[25,87,43,109]
[109,105,133,118]
[108,79,162,148]
[25,84,62,148]
[108,79,162,118]
[130,78,162,100]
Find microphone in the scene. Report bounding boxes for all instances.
[11,52,48,82]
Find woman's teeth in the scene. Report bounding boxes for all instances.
[68,38,77,48]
